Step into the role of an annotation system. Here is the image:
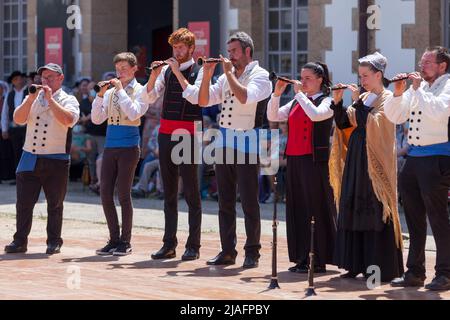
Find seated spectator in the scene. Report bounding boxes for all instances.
[198,116,219,201]
[131,159,163,199]
[70,125,93,181]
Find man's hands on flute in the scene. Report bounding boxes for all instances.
[200,56,218,79]
[166,57,180,74]
[391,72,422,96]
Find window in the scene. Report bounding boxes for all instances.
[0,0,27,81]
[267,0,308,103]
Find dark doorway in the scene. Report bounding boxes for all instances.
[152,26,173,61]
[128,0,173,81]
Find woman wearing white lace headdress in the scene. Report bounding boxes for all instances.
[330,52,404,282]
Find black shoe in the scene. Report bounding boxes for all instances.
[288,264,301,273]
[46,243,61,255]
[181,248,200,261]
[340,271,360,279]
[131,188,146,199]
[4,242,27,254]
[96,240,119,256]
[113,242,132,256]
[425,275,450,291]
[290,263,309,273]
[206,252,236,266]
[391,272,425,287]
[243,255,259,269]
[89,184,100,195]
[151,246,176,260]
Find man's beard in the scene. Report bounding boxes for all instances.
[421,71,433,82]
[176,53,191,64]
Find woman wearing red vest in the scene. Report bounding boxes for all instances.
[267,62,337,273]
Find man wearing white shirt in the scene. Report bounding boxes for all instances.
[4,63,80,255]
[198,32,273,268]
[141,28,203,261]
[387,47,450,291]
[1,71,29,179]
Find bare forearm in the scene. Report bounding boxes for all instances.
[13,99,34,125]
[226,72,247,104]
[146,75,158,93]
[198,76,212,107]
[49,98,75,126]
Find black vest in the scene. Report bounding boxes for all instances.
[255,97,270,129]
[161,64,202,122]
[285,95,333,162]
[7,88,29,122]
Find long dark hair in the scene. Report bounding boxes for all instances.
[302,61,332,96]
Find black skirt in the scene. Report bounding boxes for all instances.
[285,154,337,267]
[333,111,404,282]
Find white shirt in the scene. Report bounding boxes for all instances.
[199,61,273,107]
[1,86,27,132]
[91,78,148,125]
[141,58,204,106]
[21,88,80,155]
[384,73,450,146]
[267,91,333,122]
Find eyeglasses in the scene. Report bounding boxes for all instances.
[418,61,440,68]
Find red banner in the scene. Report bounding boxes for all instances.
[45,28,63,66]
[188,22,210,61]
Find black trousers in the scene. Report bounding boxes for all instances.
[100,147,140,243]
[215,148,261,257]
[399,155,450,278]
[9,126,26,171]
[14,158,70,246]
[158,133,202,250]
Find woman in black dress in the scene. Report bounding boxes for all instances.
[267,62,337,273]
[329,52,404,282]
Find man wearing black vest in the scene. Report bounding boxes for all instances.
[1,71,29,181]
[141,28,203,261]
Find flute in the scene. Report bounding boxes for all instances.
[197,57,222,66]
[388,73,414,83]
[269,72,297,85]
[270,72,360,91]
[29,85,44,94]
[93,77,121,93]
[145,61,169,74]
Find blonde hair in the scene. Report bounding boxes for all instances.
[168,28,196,48]
[113,52,138,67]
